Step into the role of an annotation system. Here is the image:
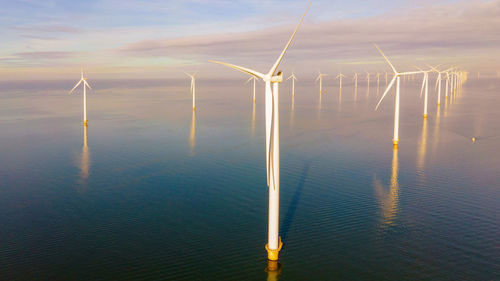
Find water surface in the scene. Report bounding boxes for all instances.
[0,76,499,280]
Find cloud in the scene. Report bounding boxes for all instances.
[12,51,81,60]
[11,25,82,34]
[1,0,500,79]
[115,0,500,74]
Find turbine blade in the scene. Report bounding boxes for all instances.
[375,76,397,110]
[268,0,312,76]
[420,76,426,98]
[401,71,423,75]
[84,80,92,90]
[184,72,194,79]
[428,64,440,72]
[374,44,397,74]
[69,80,83,94]
[209,60,265,79]
[413,64,424,72]
[245,77,253,84]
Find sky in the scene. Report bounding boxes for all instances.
[0,0,499,80]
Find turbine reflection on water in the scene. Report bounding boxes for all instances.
[189,111,196,155]
[78,126,90,192]
[417,118,428,173]
[373,147,400,226]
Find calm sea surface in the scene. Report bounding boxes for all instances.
[0,76,499,280]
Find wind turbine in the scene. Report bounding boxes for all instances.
[335,72,346,93]
[353,73,359,88]
[353,73,359,101]
[445,70,450,99]
[209,0,311,262]
[185,72,196,110]
[415,66,431,118]
[315,71,328,95]
[376,73,381,89]
[246,76,258,102]
[69,68,93,126]
[430,66,452,106]
[287,72,298,97]
[374,44,421,147]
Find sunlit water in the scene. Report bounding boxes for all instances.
[0,76,499,280]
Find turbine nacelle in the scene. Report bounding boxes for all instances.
[271,72,283,83]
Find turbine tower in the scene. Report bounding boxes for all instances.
[69,68,93,126]
[287,72,298,97]
[210,0,311,262]
[185,73,196,110]
[430,66,452,106]
[246,76,258,102]
[374,44,421,147]
[416,66,431,118]
[336,72,346,93]
[315,71,328,95]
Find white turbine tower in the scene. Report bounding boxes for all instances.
[69,68,93,126]
[374,44,421,147]
[430,66,452,106]
[315,71,328,95]
[185,73,196,111]
[246,76,258,102]
[209,0,311,262]
[336,72,346,93]
[353,73,359,101]
[287,72,298,97]
[416,66,432,118]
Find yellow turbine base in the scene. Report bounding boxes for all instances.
[445,96,448,99]
[393,139,399,147]
[437,102,441,106]
[423,114,428,118]
[193,107,196,111]
[83,120,88,126]
[266,237,283,261]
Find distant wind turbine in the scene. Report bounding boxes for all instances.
[336,72,346,93]
[185,72,196,111]
[69,68,93,126]
[416,66,431,118]
[209,0,311,262]
[246,76,258,102]
[287,72,298,97]
[353,73,359,101]
[374,44,421,147]
[430,66,452,106]
[316,71,328,95]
